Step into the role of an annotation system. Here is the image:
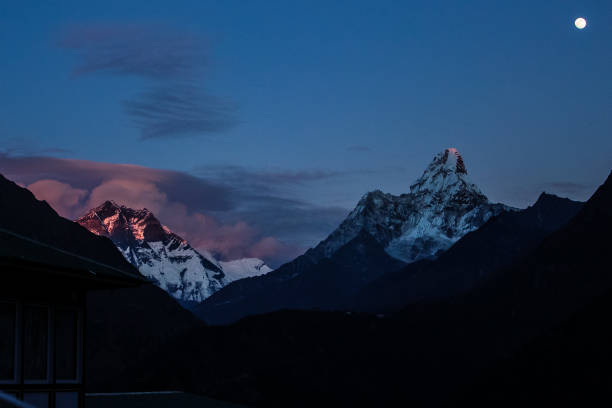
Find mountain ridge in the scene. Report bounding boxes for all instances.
[77,200,272,303]
[350,191,584,312]
[306,148,512,264]
[195,148,515,324]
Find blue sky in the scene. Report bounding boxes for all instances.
[1,0,611,264]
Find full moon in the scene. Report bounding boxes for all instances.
[575,17,587,29]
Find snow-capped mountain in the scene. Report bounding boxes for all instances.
[220,258,273,282]
[76,201,272,302]
[195,147,517,324]
[308,148,512,263]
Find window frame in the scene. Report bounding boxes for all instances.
[22,303,53,385]
[54,307,83,385]
[0,300,20,385]
[0,297,84,408]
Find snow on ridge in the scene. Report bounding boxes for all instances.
[220,258,274,283]
[76,202,272,303]
[308,148,513,264]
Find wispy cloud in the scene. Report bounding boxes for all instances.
[124,85,236,139]
[59,22,237,139]
[59,22,206,80]
[195,165,344,194]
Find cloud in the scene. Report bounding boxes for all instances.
[87,179,168,214]
[247,237,290,260]
[159,204,302,267]
[0,154,346,267]
[27,179,88,217]
[195,165,343,194]
[0,153,232,213]
[124,85,237,139]
[59,22,236,139]
[59,22,206,80]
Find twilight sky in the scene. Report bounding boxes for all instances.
[1,0,611,266]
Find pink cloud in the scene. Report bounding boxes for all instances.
[87,179,167,215]
[25,175,295,265]
[247,237,290,259]
[158,202,265,260]
[1,155,344,266]
[27,179,88,218]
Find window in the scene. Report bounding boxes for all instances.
[0,301,83,408]
[23,392,49,408]
[55,310,79,381]
[0,303,16,382]
[23,305,49,381]
[56,391,79,408]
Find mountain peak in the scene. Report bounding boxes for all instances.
[76,202,273,303]
[421,148,468,176]
[77,201,175,245]
[308,148,510,264]
[425,147,467,176]
[409,148,486,202]
[444,147,467,174]
[93,199,122,213]
[93,200,154,217]
[534,192,562,204]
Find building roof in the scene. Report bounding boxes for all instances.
[0,227,147,286]
[86,392,245,408]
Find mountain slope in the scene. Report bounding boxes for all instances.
[0,174,206,396]
[87,284,207,393]
[469,169,612,334]
[112,171,612,408]
[0,174,137,275]
[308,148,511,263]
[457,274,612,407]
[196,231,405,324]
[195,148,507,324]
[351,192,584,312]
[219,258,272,283]
[429,169,612,406]
[77,201,272,303]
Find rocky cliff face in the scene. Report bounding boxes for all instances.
[77,201,271,303]
[308,148,511,263]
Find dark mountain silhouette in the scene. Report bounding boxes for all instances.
[92,170,612,407]
[6,168,612,407]
[454,284,612,407]
[196,192,581,324]
[351,192,583,312]
[195,231,405,324]
[86,284,206,393]
[195,148,515,325]
[452,170,612,406]
[0,174,137,274]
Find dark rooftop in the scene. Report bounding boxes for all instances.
[0,227,146,285]
[86,392,245,408]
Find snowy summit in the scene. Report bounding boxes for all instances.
[76,201,272,303]
[308,148,512,263]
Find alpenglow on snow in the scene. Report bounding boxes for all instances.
[307,148,512,263]
[76,201,272,303]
